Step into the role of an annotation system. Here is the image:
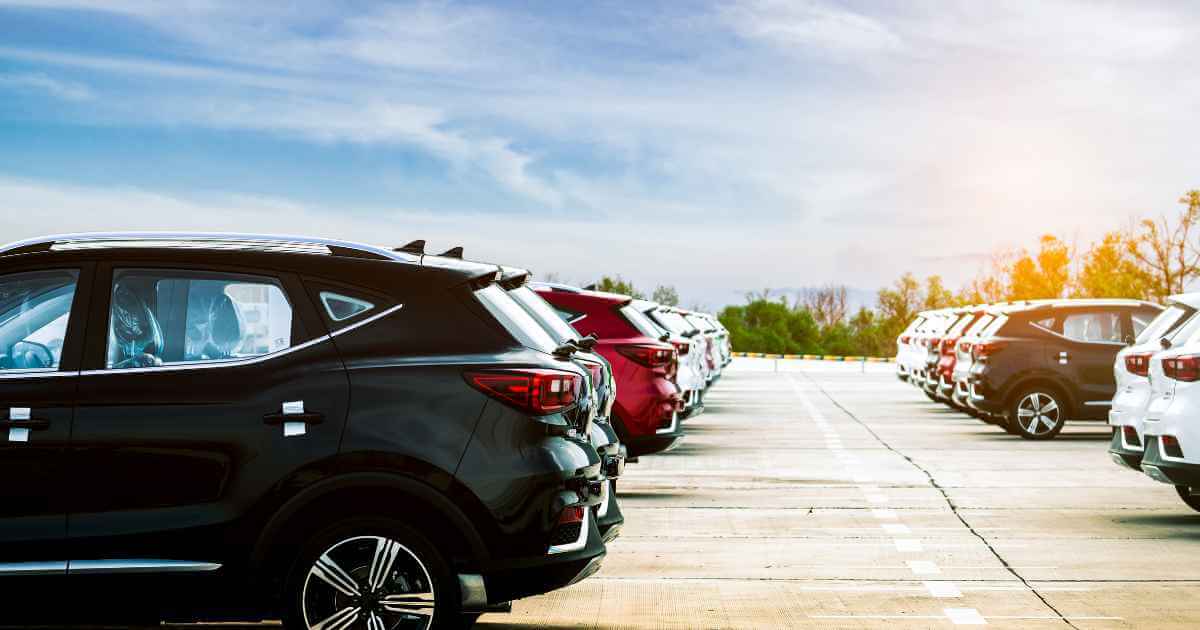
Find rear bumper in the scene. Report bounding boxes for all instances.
[1108,429,1144,470]
[480,511,607,604]
[1141,436,1200,486]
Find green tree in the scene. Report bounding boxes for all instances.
[593,275,644,299]
[651,285,680,306]
[1074,231,1152,299]
[1007,235,1071,300]
[923,275,957,309]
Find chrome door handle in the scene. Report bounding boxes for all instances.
[262,412,324,425]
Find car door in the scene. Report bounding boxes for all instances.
[1055,309,1126,416]
[68,262,349,569]
[0,264,91,572]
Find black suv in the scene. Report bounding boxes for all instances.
[0,233,607,628]
[967,299,1162,440]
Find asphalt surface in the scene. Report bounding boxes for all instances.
[488,359,1200,629]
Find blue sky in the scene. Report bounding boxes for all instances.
[2,1,1199,309]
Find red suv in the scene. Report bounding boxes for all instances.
[533,283,684,457]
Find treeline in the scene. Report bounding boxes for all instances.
[719,190,1200,357]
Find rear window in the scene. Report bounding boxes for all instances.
[509,286,580,345]
[621,305,666,338]
[979,314,1007,337]
[1136,305,1193,345]
[946,314,975,335]
[964,314,992,336]
[476,285,559,354]
[1169,311,1200,345]
[650,310,690,335]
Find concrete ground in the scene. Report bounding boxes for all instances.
[484,359,1200,629]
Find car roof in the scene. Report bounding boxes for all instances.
[987,298,1160,315]
[528,281,632,306]
[1167,292,1200,309]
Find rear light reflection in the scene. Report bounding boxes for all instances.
[465,369,581,415]
[1162,355,1200,382]
[617,344,676,368]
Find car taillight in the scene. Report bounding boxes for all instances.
[1162,355,1200,382]
[465,369,581,415]
[900,335,911,344]
[940,337,958,356]
[671,340,690,356]
[557,505,586,525]
[928,337,941,349]
[973,341,1007,360]
[1124,353,1153,378]
[959,341,973,354]
[617,344,675,368]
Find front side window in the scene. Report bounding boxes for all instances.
[1061,311,1122,344]
[0,270,78,371]
[106,269,293,369]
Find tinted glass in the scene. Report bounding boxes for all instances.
[1135,305,1191,345]
[979,314,1007,337]
[509,286,580,344]
[621,305,666,338]
[320,291,374,322]
[476,284,559,354]
[0,269,78,371]
[1061,311,1122,343]
[106,269,293,369]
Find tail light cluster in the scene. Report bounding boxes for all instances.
[959,341,974,355]
[940,337,958,356]
[618,343,678,380]
[1124,353,1153,378]
[900,335,911,344]
[972,340,1007,360]
[465,369,582,415]
[1162,355,1200,382]
[671,340,690,356]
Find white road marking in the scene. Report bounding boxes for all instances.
[907,560,941,575]
[945,608,987,625]
[882,523,911,534]
[872,509,899,520]
[895,539,924,552]
[925,581,962,598]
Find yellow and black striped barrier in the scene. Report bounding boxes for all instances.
[731,352,894,362]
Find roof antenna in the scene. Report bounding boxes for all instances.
[396,239,425,254]
[439,246,464,259]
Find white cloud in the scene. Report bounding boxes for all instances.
[0,72,91,101]
[721,0,903,56]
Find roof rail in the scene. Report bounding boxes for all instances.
[0,232,417,262]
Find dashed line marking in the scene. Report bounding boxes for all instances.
[907,560,941,575]
[945,608,987,625]
[925,581,963,598]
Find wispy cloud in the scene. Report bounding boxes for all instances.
[0,71,91,101]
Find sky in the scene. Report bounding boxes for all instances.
[1,0,1199,310]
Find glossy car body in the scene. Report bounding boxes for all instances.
[1139,330,1200,510]
[934,308,986,404]
[919,309,968,400]
[0,233,606,625]
[967,299,1162,439]
[641,304,706,416]
[895,313,928,382]
[1108,296,1199,470]
[532,283,684,458]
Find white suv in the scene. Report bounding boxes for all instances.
[641,304,707,416]
[1109,296,1199,471]
[1139,312,1200,512]
[895,313,928,382]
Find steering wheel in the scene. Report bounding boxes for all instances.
[11,340,54,369]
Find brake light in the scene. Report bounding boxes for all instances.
[617,344,675,368]
[900,335,911,344]
[557,505,585,525]
[1163,356,1200,382]
[959,341,973,354]
[929,337,942,349]
[671,340,690,356]
[973,341,1007,360]
[1124,353,1153,378]
[940,337,958,356]
[465,369,581,415]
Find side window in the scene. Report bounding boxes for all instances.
[552,305,585,325]
[0,270,78,371]
[320,291,374,322]
[1031,316,1057,332]
[106,269,293,370]
[1061,311,1122,344]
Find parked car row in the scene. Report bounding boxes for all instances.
[0,233,731,629]
[897,295,1200,512]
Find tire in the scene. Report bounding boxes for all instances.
[281,517,461,630]
[1177,485,1200,512]
[1007,387,1066,440]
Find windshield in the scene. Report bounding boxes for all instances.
[1137,305,1193,345]
[475,284,559,354]
[509,286,581,345]
[621,305,666,338]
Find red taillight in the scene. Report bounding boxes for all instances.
[900,335,911,344]
[1124,353,1153,378]
[671,340,690,356]
[973,341,1007,360]
[465,369,581,415]
[617,344,675,368]
[557,505,586,525]
[959,341,973,354]
[940,337,958,356]
[1163,355,1200,382]
[928,337,942,349]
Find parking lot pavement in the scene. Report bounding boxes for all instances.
[488,359,1200,629]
